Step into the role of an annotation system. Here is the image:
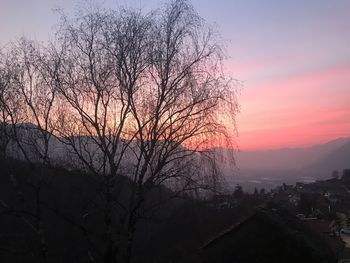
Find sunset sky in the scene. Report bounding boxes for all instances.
[1,0,349,150]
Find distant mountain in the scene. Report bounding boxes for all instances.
[6,121,350,191]
[214,137,350,191]
[235,137,350,171]
[305,141,350,179]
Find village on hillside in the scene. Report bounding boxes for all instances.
[209,169,350,262]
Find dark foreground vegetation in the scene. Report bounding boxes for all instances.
[0,0,347,262]
[0,156,340,263]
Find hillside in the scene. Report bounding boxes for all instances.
[218,137,350,191]
[305,141,350,178]
[235,137,350,170]
[0,156,340,262]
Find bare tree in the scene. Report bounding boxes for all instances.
[0,51,13,158]
[0,39,65,262]
[10,39,61,165]
[51,1,237,262]
[49,9,151,261]
[0,49,28,160]
[121,1,238,260]
[0,1,238,262]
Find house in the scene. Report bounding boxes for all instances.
[186,210,338,263]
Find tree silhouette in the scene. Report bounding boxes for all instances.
[0,1,238,262]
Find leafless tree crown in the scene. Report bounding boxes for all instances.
[0,1,238,261]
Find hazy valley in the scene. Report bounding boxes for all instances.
[223,137,350,191]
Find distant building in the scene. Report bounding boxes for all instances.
[198,210,338,263]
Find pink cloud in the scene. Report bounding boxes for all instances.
[234,63,350,150]
[238,119,350,150]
